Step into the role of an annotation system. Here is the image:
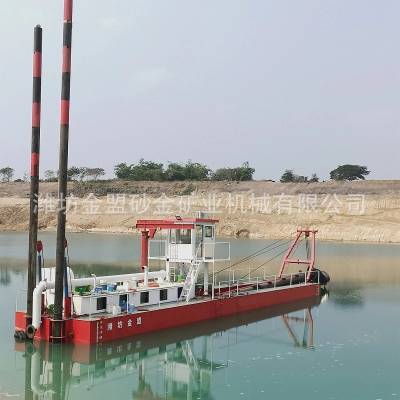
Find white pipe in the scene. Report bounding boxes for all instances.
[143,266,149,286]
[31,351,45,395]
[30,270,166,330]
[71,270,166,287]
[32,280,54,330]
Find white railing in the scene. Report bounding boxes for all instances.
[148,240,231,262]
[214,270,320,298]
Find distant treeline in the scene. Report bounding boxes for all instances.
[114,160,255,182]
[0,162,371,183]
[279,165,370,183]
[42,167,106,182]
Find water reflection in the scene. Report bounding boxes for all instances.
[0,267,11,285]
[282,308,314,349]
[18,298,320,400]
[329,287,364,308]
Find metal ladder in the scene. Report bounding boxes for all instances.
[180,259,202,302]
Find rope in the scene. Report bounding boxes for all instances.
[238,237,305,281]
[215,238,292,276]
[237,247,289,280]
[228,239,285,267]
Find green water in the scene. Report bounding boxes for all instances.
[1,232,400,399]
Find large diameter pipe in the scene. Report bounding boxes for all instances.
[54,0,73,334]
[31,280,55,330]
[30,270,166,331]
[27,25,43,318]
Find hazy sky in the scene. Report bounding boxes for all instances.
[1,1,399,180]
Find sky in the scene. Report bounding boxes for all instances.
[0,0,399,180]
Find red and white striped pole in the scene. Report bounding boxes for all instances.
[53,0,73,339]
[27,25,42,319]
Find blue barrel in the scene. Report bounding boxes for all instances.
[107,283,117,292]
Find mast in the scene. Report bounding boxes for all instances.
[27,25,43,318]
[53,0,73,339]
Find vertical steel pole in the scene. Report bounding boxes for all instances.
[27,25,42,318]
[53,0,73,338]
[141,231,150,269]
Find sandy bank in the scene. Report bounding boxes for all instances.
[1,180,400,243]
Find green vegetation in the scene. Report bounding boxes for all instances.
[330,164,370,181]
[165,161,210,181]
[44,169,57,181]
[68,167,106,181]
[211,162,255,181]
[0,162,373,183]
[114,160,164,181]
[114,160,254,182]
[280,169,319,183]
[45,304,56,317]
[43,167,106,182]
[0,167,14,182]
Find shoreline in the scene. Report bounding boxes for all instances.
[1,227,400,246]
[1,180,400,244]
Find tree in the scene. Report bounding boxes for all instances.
[211,162,255,181]
[280,169,295,183]
[330,164,370,181]
[232,161,255,181]
[44,170,56,181]
[114,159,164,181]
[0,167,14,182]
[182,161,210,180]
[86,167,105,181]
[164,163,187,181]
[132,159,164,181]
[309,173,319,183]
[114,163,132,180]
[78,167,89,181]
[67,166,81,181]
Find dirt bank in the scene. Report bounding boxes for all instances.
[1,180,400,243]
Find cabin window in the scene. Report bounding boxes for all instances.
[160,289,168,301]
[97,297,107,311]
[172,229,192,244]
[205,226,214,238]
[119,294,128,311]
[140,291,149,304]
[177,287,183,298]
[119,294,127,304]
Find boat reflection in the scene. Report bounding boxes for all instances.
[282,308,314,349]
[18,296,323,400]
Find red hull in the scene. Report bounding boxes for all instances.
[15,284,320,344]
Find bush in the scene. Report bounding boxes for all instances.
[211,162,255,181]
[114,160,254,182]
[114,159,164,181]
[164,161,210,181]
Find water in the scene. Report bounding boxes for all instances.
[1,232,400,399]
